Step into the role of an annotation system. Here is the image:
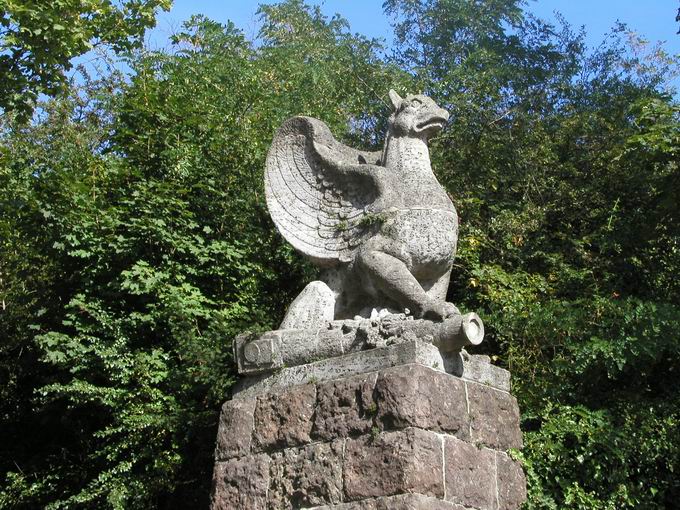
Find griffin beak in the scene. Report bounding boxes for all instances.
[416,109,450,133]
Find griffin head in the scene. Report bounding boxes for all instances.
[387,89,449,139]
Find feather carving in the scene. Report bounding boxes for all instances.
[265,116,382,267]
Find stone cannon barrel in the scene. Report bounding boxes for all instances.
[405,312,484,352]
[234,313,484,375]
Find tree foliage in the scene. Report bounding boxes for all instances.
[0,3,398,507]
[0,0,679,508]
[383,1,679,507]
[0,0,171,119]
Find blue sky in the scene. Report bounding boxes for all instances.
[139,0,679,93]
[147,0,680,57]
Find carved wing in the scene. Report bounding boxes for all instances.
[265,116,383,267]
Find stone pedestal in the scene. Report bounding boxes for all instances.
[211,332,526,509]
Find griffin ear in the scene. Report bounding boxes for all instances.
[388,89,403,110]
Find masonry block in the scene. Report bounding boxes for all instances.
[211,454,270,510]
[211,337,526,510]
[344,428,444,501]
[252,383,316,451]
[496,452,527,510]
[269,441,345,509]
[215,398,256,460]
[375,364,470,439]
[313,372,378,441]
[443,436,496,510]
[467,382,522,451]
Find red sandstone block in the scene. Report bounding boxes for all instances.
[268,440,344,508]
[211,454,269,510]
[467,382,523,451]
[496,452,527,510]
[214,397,256,460]
[344,428,444,501]
[375,365,470,439]
[444,436,496,510]
[252,383,316,451]
[313,372,378,441]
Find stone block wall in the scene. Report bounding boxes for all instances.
[211,364,526,509]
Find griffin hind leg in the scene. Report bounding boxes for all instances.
[356,250,442,320]
[321,267,363,320]
[280,281,336,330]
[422,268,460,317]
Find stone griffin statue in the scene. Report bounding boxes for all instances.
[265,90,460,329]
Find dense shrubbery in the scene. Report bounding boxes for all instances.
[1,0,678,508]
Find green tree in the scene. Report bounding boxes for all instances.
[1,0,679,508]
[0,3,399,507]
[0,0,171,120]
[385,0,680,507]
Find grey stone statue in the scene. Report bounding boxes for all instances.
[265,90,460,329]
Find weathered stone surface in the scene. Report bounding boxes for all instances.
[211,454,269,510]
[458,352,511,392]
[236,314,484,377]
[234,330,283,375]
[213,352,526,509]
[312,493,472,509]
[281,280,336,330]
[313,372,378,441]
[344,428,444,501]
[467,382,522,451]
[252,383,316,451]
[376,365,469,439]
[266,92,474,328]
[214,398,256,460]
[443,436,496,510]
[496,453,527,510]
[233,340,445,400]
[269,441,344,509]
